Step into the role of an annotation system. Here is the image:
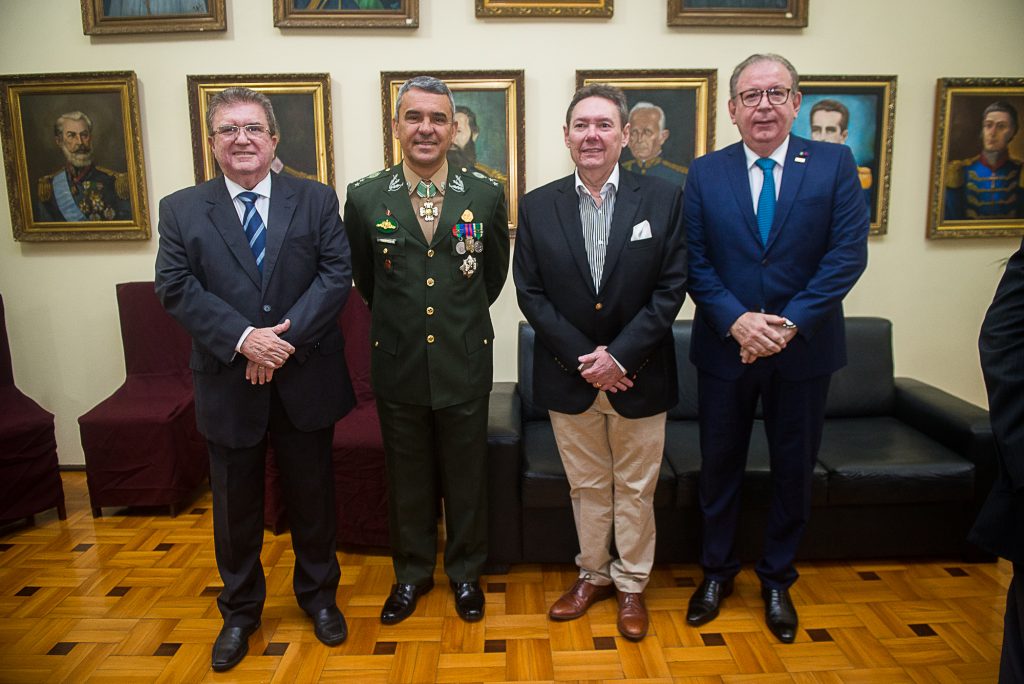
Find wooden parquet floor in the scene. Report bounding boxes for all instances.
[0,472,1008,683]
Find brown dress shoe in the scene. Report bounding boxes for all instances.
[616,590,648,641]
[548,578,615,621]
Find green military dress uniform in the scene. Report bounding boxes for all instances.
[344,162,509,585]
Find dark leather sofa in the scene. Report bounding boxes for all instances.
[485,317,996,569]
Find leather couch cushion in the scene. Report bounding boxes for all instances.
[817,417,975,505]
[664,420,829,508]
[521,420,676,509]
[824,317,895,417]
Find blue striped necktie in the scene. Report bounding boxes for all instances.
[755,158,777,246]
[237,191,266,272]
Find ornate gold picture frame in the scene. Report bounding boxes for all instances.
[187,73,335,187]
[80,0,226,35]
[273,0,418,28]
[796,75,897,236]
[927,78,1024,239]
[476,0,612,17]
[575,69,717,191]
[0,71,150,241]
[668,0,807,27]
[380,70,525,233]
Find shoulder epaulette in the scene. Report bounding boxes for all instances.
[945,158,969,189]
[37,173,55,202]
[660,158,689,174]
[460,167,501,189]
[96,167,130,199]
[350,168,390,189]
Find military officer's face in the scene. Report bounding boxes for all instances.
[627,108,669,162]
[564,96,629,179]
[810,110,848,144]
[982,111,1015,155]
[729,59,802,156]
[56,118,93,167]
[393,88,456,175]
[208,101,279,188]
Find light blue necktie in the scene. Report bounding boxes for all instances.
[238,191,266,272]
[755,158,777,246]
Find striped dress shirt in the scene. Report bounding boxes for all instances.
[575,166,619,292]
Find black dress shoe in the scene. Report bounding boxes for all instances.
[686,578,734,626]
[311,605,347,646]
[211,620,260,672]
[761,586,798,643]
[450,580,484,622]
[381,580,434,625]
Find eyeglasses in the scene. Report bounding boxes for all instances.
[214,124,272,139]
[736,87,792,108]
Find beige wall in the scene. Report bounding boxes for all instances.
[2,0,1023,464]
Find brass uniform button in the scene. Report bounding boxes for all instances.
[426,277,435,287]
[427,334,435,344]
[426,306,434,315]
[427,249,435,257]
[374,340,380,347]
[382,247,389,254]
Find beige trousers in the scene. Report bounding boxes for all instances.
[549,392,666,593]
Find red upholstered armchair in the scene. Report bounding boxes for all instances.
[78,282,207,517]
[265,294,389,548]
[0,293,65,525]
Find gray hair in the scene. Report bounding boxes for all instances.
[206,87,279,137]
[628,101,666,131]
[54,111,93,137]
[565,83,629,128]
[393,76,455,122]
[729,53,800,98]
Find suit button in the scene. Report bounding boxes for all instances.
[426,277,435,287]
[483,339,488,345]
[263,304,271,313]
[374,340,380,347]
[427,249,435,257]
[426,306,434,315]
[595,302,603,311]
[761,258,768,265]
[427,334,435,344]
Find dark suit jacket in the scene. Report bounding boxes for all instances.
[685,136,869,381]
[970,239,1024,563]
[343,163,510,409]
[155,172,355,448]
[513,168,688,419]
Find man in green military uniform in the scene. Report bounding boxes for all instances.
[35,111,131,223]
[344,75,510,625]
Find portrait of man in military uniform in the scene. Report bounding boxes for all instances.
[34,110,132,223]
[447,102,509,200]
[622,102,688,188]
[945,101,1024,222]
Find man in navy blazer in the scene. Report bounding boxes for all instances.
[155,88,354,671]
[515,84,687,641]
[684,54,869,643]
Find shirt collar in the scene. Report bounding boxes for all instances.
[224,172,272,200]
[743,136,790,171]
[574,164,620,198]
[403,160,448,196]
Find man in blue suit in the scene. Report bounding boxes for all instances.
[683,54,869,643]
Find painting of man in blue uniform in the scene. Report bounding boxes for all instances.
[104,0,209,14]
[945,101,1024,221]
[291,0,402,8]
[34,111,131,223]
[622,102,688,188]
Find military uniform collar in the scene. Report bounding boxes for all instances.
[402,160,448,196]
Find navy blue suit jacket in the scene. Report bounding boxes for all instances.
[155,173,355,448]
[685,136,869,381]
[514,169,688,419]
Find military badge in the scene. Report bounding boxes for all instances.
[387,174,403,192]
[450,174,466,193]
[453,222,484,274]
[461,209,474,222]
[375,217,397,233]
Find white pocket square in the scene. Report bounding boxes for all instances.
[631,220,652,241]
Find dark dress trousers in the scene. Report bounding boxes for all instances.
[684,136,869,588]
[344,163,509,585]
[970,239,1024,683]
[155,172,355,628]
[513,169,687,420]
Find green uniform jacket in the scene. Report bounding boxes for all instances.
[344,163,510,409]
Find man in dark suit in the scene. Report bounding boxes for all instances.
[684,54,869,643]
[514,84,687,641]
[344,76,509,625]
[155,87,353,671]
[970,239,1024,683]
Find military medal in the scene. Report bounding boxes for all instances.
[461,209,474,222]
[459,254,477,278]
[452,221,484,278]
[416,180,439,222]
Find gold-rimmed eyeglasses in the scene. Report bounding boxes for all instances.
[736,87,792,108]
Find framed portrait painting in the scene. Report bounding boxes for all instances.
[273,0,418,28]
[575,69,717,191]
[0,71,150,241]
[187,74,335,187]
[927,78,1024,239]
[793,75,897,235]
[380,70,525,233]
[476,0,613,17]
[80,0,226,35]
[667,0,808,27]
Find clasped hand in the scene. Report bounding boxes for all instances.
[579,345,634,393]
[241,319,295,385]
[730,312,796,364]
